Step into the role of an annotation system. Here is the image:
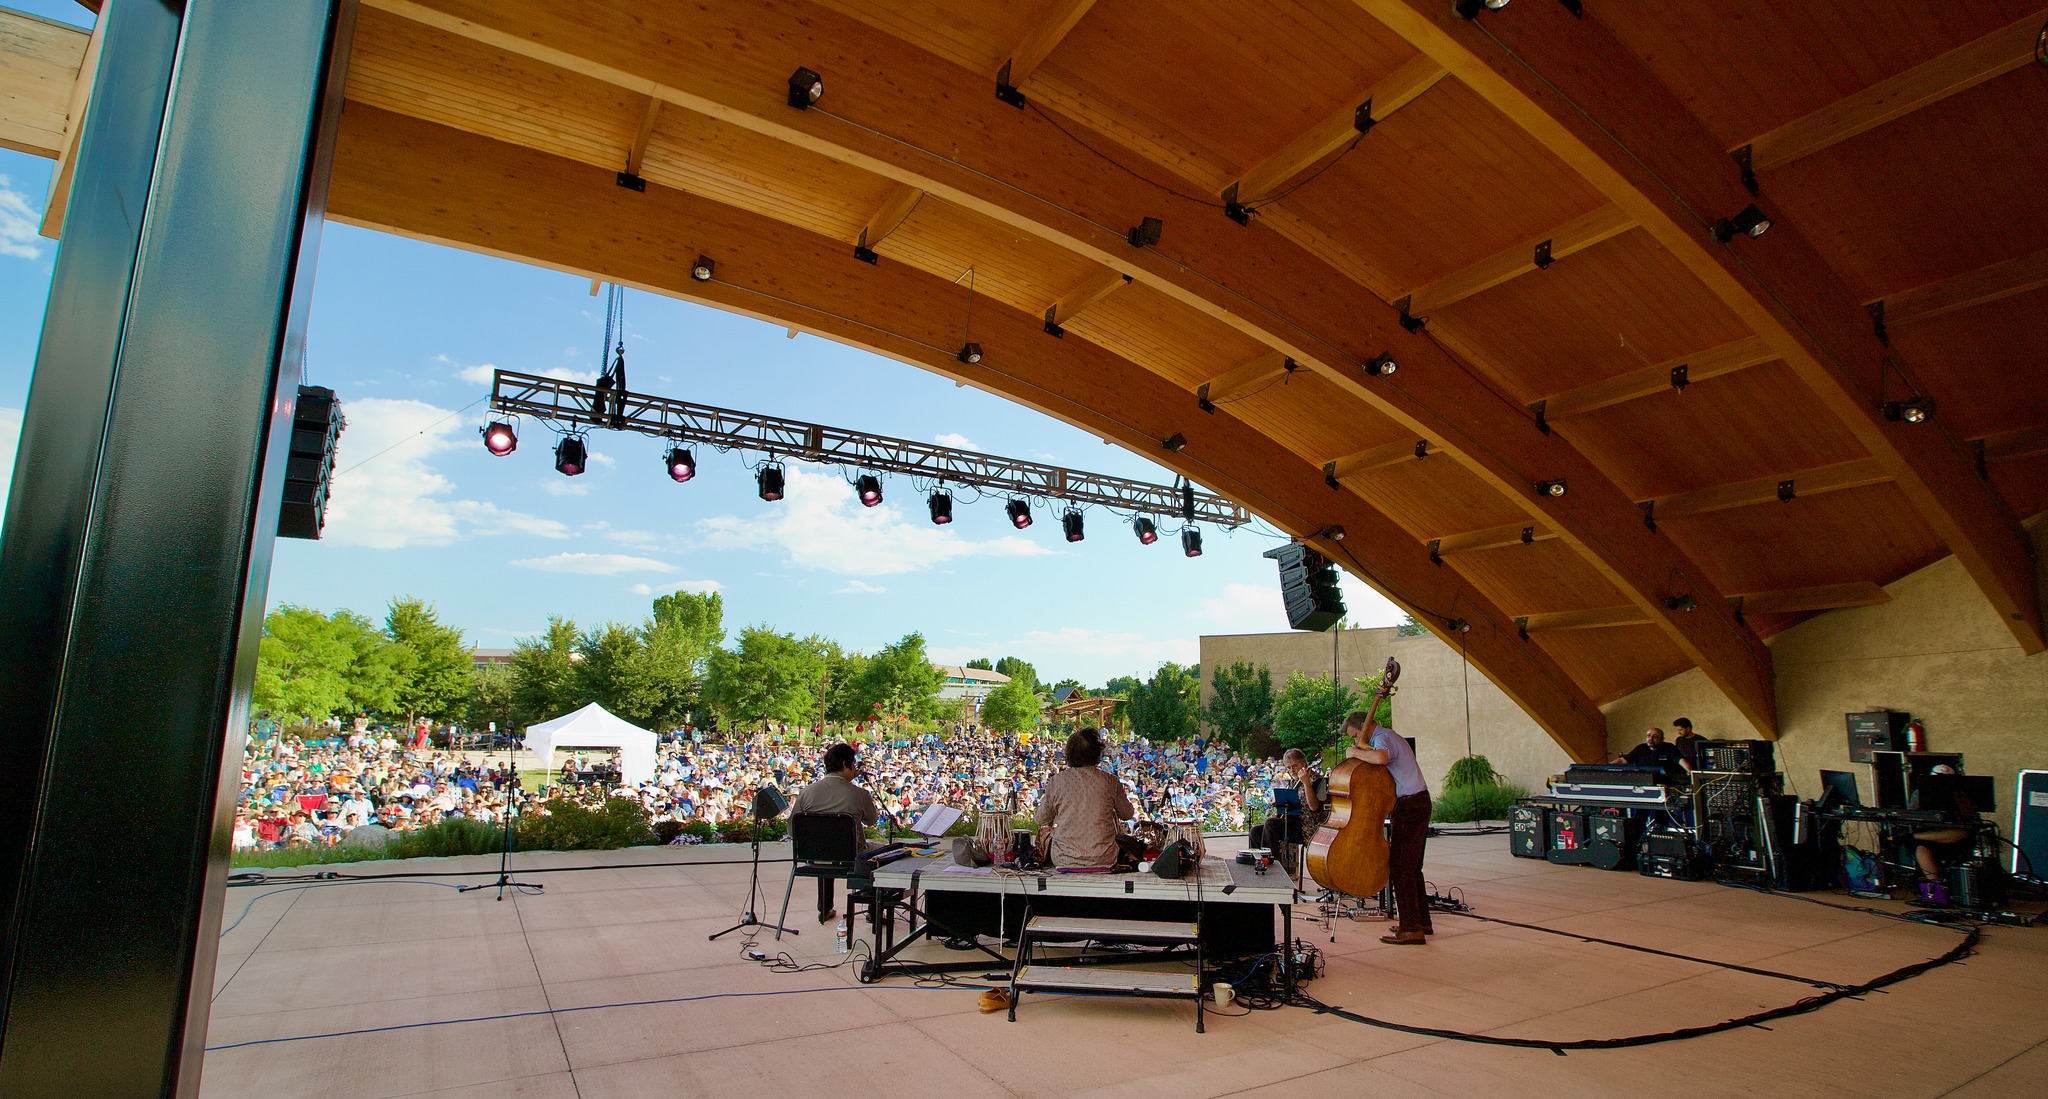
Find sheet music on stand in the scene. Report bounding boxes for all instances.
[910,803,964,838]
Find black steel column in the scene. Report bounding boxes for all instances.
[0,2,352,1095]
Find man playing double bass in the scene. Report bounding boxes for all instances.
[1344,710,1433,945]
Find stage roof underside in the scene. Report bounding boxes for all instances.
[9,0,2046,763]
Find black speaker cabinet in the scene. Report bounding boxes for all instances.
[1547,810,1596,866]
[1586,811,1636,871]
[1509,802,1547,860]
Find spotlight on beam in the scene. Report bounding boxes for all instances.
[928,490,954,525]
[481,421,518,456]
[1320,525,1346,542]
[958,342,983,364]
[1883,396,1935,423]
[1006,498,1033,529]
[757,463,786,501]
[787,67,823,110]
[1133,517,1159,545]
[1666,594,1698,612]
[690,255,715,282]
[1182,528,1203,557]
[855,474,884,507]
[1454,0,1509,18]
[1061,508,1085,543]
[1534,479,1567,498]
[664,446,697,483]
[554,436,587,476]
[1363,353,1397,377]
[1162,432,1187,452]
[1712,203,1771,243]
[1127,217,1163,248]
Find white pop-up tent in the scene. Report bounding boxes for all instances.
[523,703,657,788]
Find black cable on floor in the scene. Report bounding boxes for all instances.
[1438,909,1850,990]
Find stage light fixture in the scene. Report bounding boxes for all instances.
[664,446,696,483]
[1455,0,1509,18]
[1006,498,1033,528]
[1320,525,1346,542]
[1133,517,1159,545]
[856,474,884,507]
[1712,203,1772,243]
[554,436,587,476]
[928,490,954,525]
[1162,432,1187,452]
[1534,479,1567,498]
[690,255,715,281]
[1061,508,1085,542]
[1364,353,1397,377]
[787,67,823,109]
[481,421,518,456]
[1883,396,1934,423]
[958,342,983,364]
[1666,594,1698,612]
[757,463,786,501]
[1127,217,1163,248]
[1182,528,1203,557]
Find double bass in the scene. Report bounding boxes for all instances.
[1306,657,1400,898]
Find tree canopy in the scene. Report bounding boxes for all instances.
[1201,660,1274,751]
[993,656,1039,692]
[980,675,1042,734]
[1126,661,1201,742]
[703,626,827,726]
[1272,670,1359,754]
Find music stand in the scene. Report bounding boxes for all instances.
[709,785,798,940]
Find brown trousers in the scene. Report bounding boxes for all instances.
[1389,792,1432,932]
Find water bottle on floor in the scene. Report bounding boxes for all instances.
[836,918,849,954]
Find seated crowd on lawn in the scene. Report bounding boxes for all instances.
[232,725,1294,852]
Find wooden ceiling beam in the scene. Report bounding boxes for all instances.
[998,0,1099,89]
[1398,203,1635,318]
[1525,582,1892,634]
[1433,521,1554,558]
[1197,351,1293,407]
[1982,426,2048,464]
[1872,244,2048,328]
[855,182,923,253]
[370,0,1777,736]
[1223,55,1445,209]
[1322,437,1435,484]
[35,13,101,240]
[1521,606,1648,633]
[623,95,660,177]
[1738,10,2048,174]
[323,103,1612,762]
[1357,0,2044,656]
[1651,457,1890,521]
[1043,267,1130,331]
[1539,335,1778,421]
[0,7,90,159]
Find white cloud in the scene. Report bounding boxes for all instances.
[455,362,497,386]
[0,407,20,516]
[629,579,724,596]
[1195,581,1294,635]
[835,579,887,594]
[933,432,981,451]
[692,465,1050,576]
[541,479,590,497]
[511,552,676,575]
[586,451,616,468]
[0,176,42,260]
[320,397,570,548]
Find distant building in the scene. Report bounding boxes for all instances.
[933,664,1009,706]
[471,647,514,669]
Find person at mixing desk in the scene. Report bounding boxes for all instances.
[1909,764,1982,884]
[1611,727,1687,786]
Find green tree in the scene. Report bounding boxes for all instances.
[254,605,358,724]
[980,675,1042,734]
[857,631,945,720]
[994,656,1039,693]
[385,596,471,725]
[703,626,826,726]
[466,663,515,735]
[964,657,994,671]
[1127,662,1201,742]
[510,616,583,727]
[1102,674,1143,698]
[1049,677,1084,698]
[1272,670,1358,755]
[651,589,725,656]
[576,621,650,722]
[821,646,872,725]
[1201,660,1274,751]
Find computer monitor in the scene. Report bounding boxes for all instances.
[1818,769,1861,809]
[1914,773,1995,816]
[1871,751,1967,809]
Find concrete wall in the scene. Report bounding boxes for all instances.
[1197,628,1571,795]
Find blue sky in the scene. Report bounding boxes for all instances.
[0,1,1401,685]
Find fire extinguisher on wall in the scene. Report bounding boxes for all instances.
[1905,719,1927,753]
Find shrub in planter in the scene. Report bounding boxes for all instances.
[516,795,655,851]
[392,818,505,858]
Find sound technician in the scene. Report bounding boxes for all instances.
[1344,711,1433,946]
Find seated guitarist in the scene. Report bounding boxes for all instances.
[1344,711,1433,945]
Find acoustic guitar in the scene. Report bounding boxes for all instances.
[1305,657,1401,898]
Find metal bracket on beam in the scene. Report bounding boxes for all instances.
[1392,295,1424,333]
[1197,383,1215,414]
[1414,439,1429,460]
[1731,596,1746,626]
[1531,399,1550,436]
[1354,97,1376,135]
[995,60,1027,109]
[1427,539,1442,566]
[1520,526,1535,544]
[853,228,879,265]
[1640,500,1657,532]
[1516,616,1530,641]
[1866,300,1889,347]
[615,171,647,192]
[1671,363,1690,391]
[1777,479,1796,502]
[1221,182,1251,226]
[1533,239,1554,270]
[1043,304,1065,338]
[1323,461,1341,489]
[1731,144,1758,196]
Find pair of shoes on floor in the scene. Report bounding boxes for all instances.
[1380,929,1428,945]
[818,908,838,925]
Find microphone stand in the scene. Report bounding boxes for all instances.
[709,794,796,940]
[462,744,541,900]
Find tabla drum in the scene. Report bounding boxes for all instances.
[1164,819,1206,860]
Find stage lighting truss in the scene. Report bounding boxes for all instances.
[487,369,1251,528]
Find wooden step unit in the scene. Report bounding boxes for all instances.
[1008,913,1207,1032]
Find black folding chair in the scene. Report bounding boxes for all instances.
[777,812,864,941]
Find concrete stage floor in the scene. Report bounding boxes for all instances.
[205,834,2047,1097]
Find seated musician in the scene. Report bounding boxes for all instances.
[1909,764,1980,884]
[1251,749,1325,877]
[789,742,878,924]
[1036,729,1138,870]
[1611,727,1686,786]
